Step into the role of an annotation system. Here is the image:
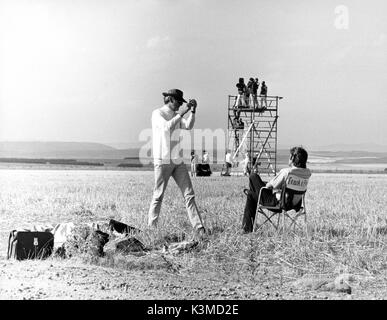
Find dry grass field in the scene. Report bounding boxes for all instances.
[0,169,386,300]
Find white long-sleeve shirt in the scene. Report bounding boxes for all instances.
[152,105,195,165]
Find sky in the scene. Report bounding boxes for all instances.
[0,0,386,150]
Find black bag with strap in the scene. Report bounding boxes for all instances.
[7,230,54,260]
[196,164,212,176]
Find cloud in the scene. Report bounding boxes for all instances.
[146,35,170,48]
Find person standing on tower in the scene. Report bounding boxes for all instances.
[260,81,268,109]
[251,78,259,109]
[234,77,247,116]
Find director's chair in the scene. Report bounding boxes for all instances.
[254,174,309,232]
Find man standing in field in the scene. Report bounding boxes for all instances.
[223,150,233,176]
[148,88,206,239]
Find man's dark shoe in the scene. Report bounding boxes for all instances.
[194,227,207,241]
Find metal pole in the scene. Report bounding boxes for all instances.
[275,96,278,175]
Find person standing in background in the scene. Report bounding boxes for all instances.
[224,150,233,176]
[190,150,199,177]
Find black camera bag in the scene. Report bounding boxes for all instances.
[196,164,212,176]
[7,230,54,260]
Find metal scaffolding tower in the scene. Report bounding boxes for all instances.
[225,95,283,176]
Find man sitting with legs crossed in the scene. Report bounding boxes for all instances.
[242,146,311,233]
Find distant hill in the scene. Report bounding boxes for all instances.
[1,141,386,162]
[310,143,387,153]
[0,141,139,159]
[104,142,144,149]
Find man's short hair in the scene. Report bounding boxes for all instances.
[290,146,308,168]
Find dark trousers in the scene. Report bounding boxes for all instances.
[242,173,278,233]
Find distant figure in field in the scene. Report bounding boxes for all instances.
[223,150,233,176]
[259,81,268,109]
[190,150,199,177]
[242,152,251,176]
[202,150,209,164]
[241,146,312,233]
[198,150,212,177]
[148,88,206,239]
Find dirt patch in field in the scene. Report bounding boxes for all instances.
[1,254,385,300]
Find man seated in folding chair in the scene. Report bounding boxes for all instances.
[241,146,311,233]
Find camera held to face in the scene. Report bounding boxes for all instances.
[187,99,197,112]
